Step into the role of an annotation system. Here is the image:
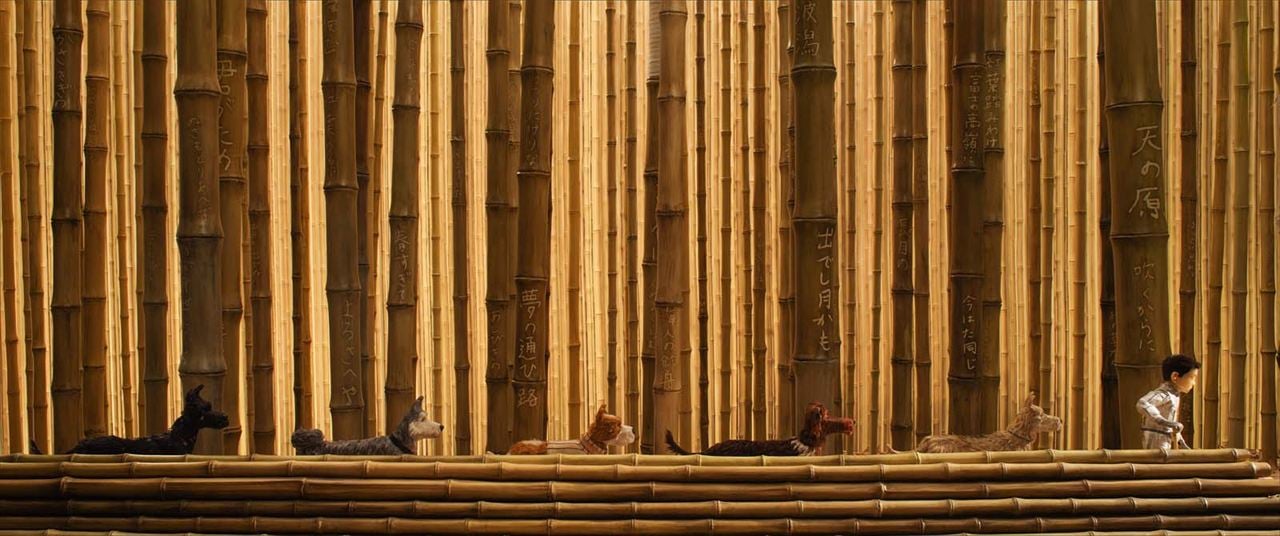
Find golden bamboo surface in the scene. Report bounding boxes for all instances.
[0,0,1277,466]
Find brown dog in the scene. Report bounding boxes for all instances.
[902,393,1062,453]
[507,404,636,455]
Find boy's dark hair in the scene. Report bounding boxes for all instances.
[1162,354,1201,381]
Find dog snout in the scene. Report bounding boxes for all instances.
[207,412,230,428]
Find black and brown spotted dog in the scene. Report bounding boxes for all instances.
[665,402,854,456]
[291,396,443,455]
[31,385,229,455]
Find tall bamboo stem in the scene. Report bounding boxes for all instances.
[450,0,471,456]
[483,0,513,454]
[0,0,21,452]
[641,0,659,453]
[791,0,840,439]
[513,0,554,443]
[909,0,929,446]
[841,1,856,453]
[288,0,313,431]
[776,0,795,441]
[1175,0,1198,449]
[20,0,48,452]
[568,0,584,438]
[81,0,109,441]
[1069,0,1087,449]
[139,0,169,437]
[1204,0,1229,449]
[245,0,273,454]
[623,0,640,452]
[605,0,620,429]
[1224,0,1249,449]
[747,0,767,442]
[13,0,31,452]
[110,0,135,439]
[215,0,246,454]
[1102,0,1174,450]
[734,0,749,440]
[1026,0,1043,428]
[716,0,732,443]
[175,0,226,454]
[1038,0,1057,446]
[321,0,365,440]
[429,1,445,450]
[351,0,375,440]
[980,0,1004,437]
[871,0,886,448]
[1097,7,1120,450]
[888,0,914,450]
[694,0,709,449]
[51,0,85,453]
[1257,0,1277,465]
[370,0,389,443]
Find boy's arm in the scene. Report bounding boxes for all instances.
[1135,389,1181,429]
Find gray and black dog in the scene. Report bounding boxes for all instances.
[31,385,228,455]
[291,396,443,455]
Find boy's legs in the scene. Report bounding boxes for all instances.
[1142,430,1172,450]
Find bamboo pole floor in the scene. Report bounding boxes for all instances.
[0,449,1273,534]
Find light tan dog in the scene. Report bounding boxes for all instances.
[507,404,636,455]
[893,393,1062,454]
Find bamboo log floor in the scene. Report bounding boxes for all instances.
[0,449,1274,535]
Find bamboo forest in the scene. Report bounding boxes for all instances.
[0,0,1279,508]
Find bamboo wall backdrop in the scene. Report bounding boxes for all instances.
[0,0,1277,461]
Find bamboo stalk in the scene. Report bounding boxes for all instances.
[8,477,1279,503]
[6,496,1280,521]
[791,0,841,437]
[775,0,795,441]
[321,0,366,440]
[245,0,273,455]
[641,0,659,453]
[51,0,85,453]
[870,0,887,448]
[1098,6,1120,450]
[175,0,226,454]
[1102,0,1175,450]
[449,0,471,456]
[214,0,247,455]
[139,0,168,438]
[1258,0,1277,466]
[748,0,767,442]
[948,0,985,436]
[482,0,512,455]
[370,0,389,443]
[352,0,375,441]
[1224,0,1249,449]
[1175,0,1198,449]
[429,1,446,450]
[110,0,135,439]
[605,0,620,432]
[734,0,749,440]
[909,0,929,447]
[1026,0,1043,422]
[513,0,554,442]
[288,0,313,432]
[80,0,109,442]
[888,0,914,451]
[1038,0,1057,447]
[1069,0,1087,449]
[1,515,1280,536]
[623,0,640,453]
[1204,0,1229,449]
[694,0,708,451]
[979,0,1003,437]
[19,0,48,453]
[567,0,584,439]
[0,0,22,452]
[13,0,31,452]
[841,1,856,453]
[716,0,732,444]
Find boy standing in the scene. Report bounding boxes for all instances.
[1135,354,1200,450]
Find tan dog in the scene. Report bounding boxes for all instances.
[895,393,1062,454]
[507,404,636,455]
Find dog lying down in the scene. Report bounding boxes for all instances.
[30,385,229,455]
[665,402,854,456]
[887,393,1063,453]
[291,396,444,455]
[506,404,636,455]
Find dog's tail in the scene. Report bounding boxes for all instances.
[291,428,326,454]
[664,430,692,455]
[28,439,42,455]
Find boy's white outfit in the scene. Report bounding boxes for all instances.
[1135,381,1189,450]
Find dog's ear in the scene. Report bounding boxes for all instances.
[595,404,608,422]
[186,384,204,399]
[412,396,425,412]
[1024,392,1037,408]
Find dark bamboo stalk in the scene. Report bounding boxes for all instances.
[734,0,750,440]
[980,0,1004,437]
[1224,0,1249,449]
[748,0,768,442]
[791,0,840,434]
[81,0,109,441]
[482,0,512,455]
[567,0,584,439]
[429,2,445,450]
[1026,0,1043,428]
[139,0,169,437]
[776,0,795,441]
[909,0,929,447]
[0,0,21,452]
[215,0,247,454]
[110,0,135,439]
[871,1,885,449]
[623,0,640,452]
[450,0,471,456]
[370,0,389,439]
[1097,6,1120,450]
[1204,0,1229,449]
[605,0,620,432]
[321,0,365,440]
[1175,0,1198,449]
[246,0,273,454]
[1038,0,1057,447]
[694,0,708,451]
[51,0,85,453]
[352,0,375,440]
[13,0,32,452]
[1069,0,1087,449]
[1256,0,1277,465]
[289,0,313,432]
[716,0,733,443]
[19,0,48,453]
[175,0,226,454]
[888,0,914,450]
[840,0,856,453]
[641,0,659,454]
[513,0,554,443]
[1102,0,1175,450]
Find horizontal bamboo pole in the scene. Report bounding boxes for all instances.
[0,496,1277,520]
[0,514,1278,534]
[3,477,1276,502]
[1,532,1271,536]
[0,460,1269,483]
[0,448,1258,466]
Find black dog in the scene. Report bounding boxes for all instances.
[30,385,229,455]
